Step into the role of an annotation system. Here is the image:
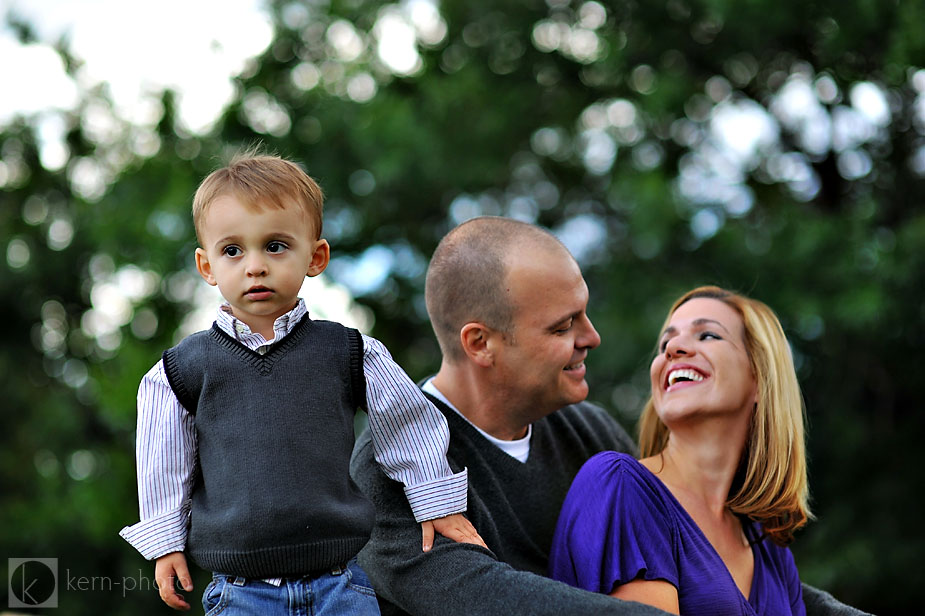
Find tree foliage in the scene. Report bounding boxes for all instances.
[2,0,922,612]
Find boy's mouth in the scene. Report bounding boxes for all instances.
[245,286,273,300]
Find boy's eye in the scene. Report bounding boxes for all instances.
[222,246,242,257]
[266,241,288,254]
[554,318,574,334]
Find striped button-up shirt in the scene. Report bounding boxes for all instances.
[120,299,467,564]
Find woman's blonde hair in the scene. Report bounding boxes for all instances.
[638,286,812,545]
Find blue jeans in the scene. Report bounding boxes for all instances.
[202,558,380,616]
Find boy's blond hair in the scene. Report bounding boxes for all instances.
[192,152,324,245]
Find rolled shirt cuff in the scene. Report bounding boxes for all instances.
[403,468,469,522]
[119,509,188,560]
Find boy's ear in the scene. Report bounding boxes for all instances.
[460,322,497,367]
[307,239,330,277]
[195,248,218,286]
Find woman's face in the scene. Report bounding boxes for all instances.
[649,297,757,427]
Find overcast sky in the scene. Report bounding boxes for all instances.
[0,0,272,131]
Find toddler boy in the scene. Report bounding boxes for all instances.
[120,153,483,613]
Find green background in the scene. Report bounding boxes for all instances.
[2,0,922,613]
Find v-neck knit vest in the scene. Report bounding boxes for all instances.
[162,316,373,578]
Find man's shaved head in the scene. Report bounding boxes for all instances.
[425,216,571,362]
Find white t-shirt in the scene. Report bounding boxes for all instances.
[422,378,532,463]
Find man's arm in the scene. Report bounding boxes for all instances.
[802,584,872,616]
[350,433,670,616]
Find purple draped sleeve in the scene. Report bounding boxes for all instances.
[549,451,679,595]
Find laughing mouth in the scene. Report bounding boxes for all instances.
[564,361,584,372]
[667,368,705,387]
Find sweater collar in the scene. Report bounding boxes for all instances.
[215,299,308,350]
[422,378,532,462]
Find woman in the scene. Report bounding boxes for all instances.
[549,286,811,615]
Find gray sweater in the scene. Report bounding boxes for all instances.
[351,398,669,615]
[350,394,869,616]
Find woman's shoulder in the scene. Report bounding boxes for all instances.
[578,450,651,481]
[553,450,681,592]
[571,451,673,517]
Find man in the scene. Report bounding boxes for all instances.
[349,217,866,615]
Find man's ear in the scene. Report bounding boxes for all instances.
[195,248,217,286]
[307,239,330,277]
[460,322,496,367]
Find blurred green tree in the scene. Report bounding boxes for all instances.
[2,0,922,613]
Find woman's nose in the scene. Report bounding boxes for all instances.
[664,335,690,357]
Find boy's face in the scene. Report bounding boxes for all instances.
[194,195,329,335]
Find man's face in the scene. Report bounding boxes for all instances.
[492,246,601,416]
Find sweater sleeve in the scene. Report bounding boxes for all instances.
[549,451,678,595]
[802,584,873,616]
[349,433,671,616]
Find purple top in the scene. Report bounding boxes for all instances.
[549,452,805,616]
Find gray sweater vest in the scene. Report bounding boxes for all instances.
[162,317,375,578]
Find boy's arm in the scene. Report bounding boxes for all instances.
[361,335,469,523]
[119,361,196,560]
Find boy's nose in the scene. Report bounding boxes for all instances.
[245,256,268,276]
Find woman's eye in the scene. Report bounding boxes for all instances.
[659,339,669,352]
[700,331,721,341]
[222,246,241,257]
[266,241,287,254]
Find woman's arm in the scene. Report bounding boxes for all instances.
[610,579,680,615]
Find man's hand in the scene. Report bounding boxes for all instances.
[421,513,488,552]
[154,551,194,611]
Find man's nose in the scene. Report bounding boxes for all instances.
[577,314,601,350]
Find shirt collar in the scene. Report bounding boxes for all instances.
[215,299,308,346]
